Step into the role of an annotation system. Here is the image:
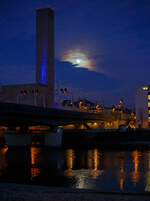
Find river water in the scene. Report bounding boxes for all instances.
[0,146,150,193]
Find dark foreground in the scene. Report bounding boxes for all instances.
[0,183,150,201]
[63,129,150,148]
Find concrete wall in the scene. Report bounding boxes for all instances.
[0,84,51,107]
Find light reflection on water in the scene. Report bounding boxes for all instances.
[1,146,150,192]
[0,147,8,175]
[64,149,103,189]
[30,147,44,180]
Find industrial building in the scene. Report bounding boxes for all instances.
[0,8,54,108]
[136,86,150,128]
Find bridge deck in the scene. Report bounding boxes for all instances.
[0,102,107,126]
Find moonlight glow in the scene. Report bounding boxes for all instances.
[76,59,81,64]
[62,49,93,70]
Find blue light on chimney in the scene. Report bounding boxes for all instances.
[41,47,47,85]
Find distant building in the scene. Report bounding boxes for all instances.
[136,86,150,128]
[0,8,54,108]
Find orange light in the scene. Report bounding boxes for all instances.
[132,151,140,186]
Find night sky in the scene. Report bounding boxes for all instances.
[0,0,150,108]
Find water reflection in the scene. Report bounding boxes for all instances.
[145,151,150,191]
[63,149,150,191]
[3,147,31,183]
[64,149,75,177]
[64,149,103,189]
[0,147,8,176]
[30,147,44,180]
[30,147,64,186]
[87,149,101,179]
[1,146,150,192]
[131,151,140,186]
[117,153,125,190]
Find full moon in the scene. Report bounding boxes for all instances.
[76,59,81,64]
[62,49,92,70]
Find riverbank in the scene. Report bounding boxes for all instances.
[0,183,150,201]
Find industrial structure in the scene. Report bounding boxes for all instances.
[0,7,135,131]
[136,86,150,128]
[0,8,54,108]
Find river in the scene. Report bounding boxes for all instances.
[0,146,150,193]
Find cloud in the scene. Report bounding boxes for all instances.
[55,59,123,105]
[55,59,119,91]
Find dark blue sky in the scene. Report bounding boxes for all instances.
[0,0,150,107]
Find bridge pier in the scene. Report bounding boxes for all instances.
[45,127,63,147]
[4,132,32,147]
[4,125,63,147]
[4,126,32,147]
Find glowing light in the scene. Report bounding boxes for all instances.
[30,147,43,180]
[41,46,47,85]
[142,86,148,91]
[41,57,47,84]
[62,49,93,70]
[0,147,8,171]
[132,151,140,186]
[66,149,75,170]
[76,59,81,64]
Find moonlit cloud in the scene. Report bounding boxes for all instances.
[61,48,93,70]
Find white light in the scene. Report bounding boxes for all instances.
[62,49,93,70]
[76,59,81,64]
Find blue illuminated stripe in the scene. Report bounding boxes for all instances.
[41,45,47,84]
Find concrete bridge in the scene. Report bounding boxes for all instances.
[0,102,108,127]
[0,102,129,147]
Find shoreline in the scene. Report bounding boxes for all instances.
[0,183,150,201]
